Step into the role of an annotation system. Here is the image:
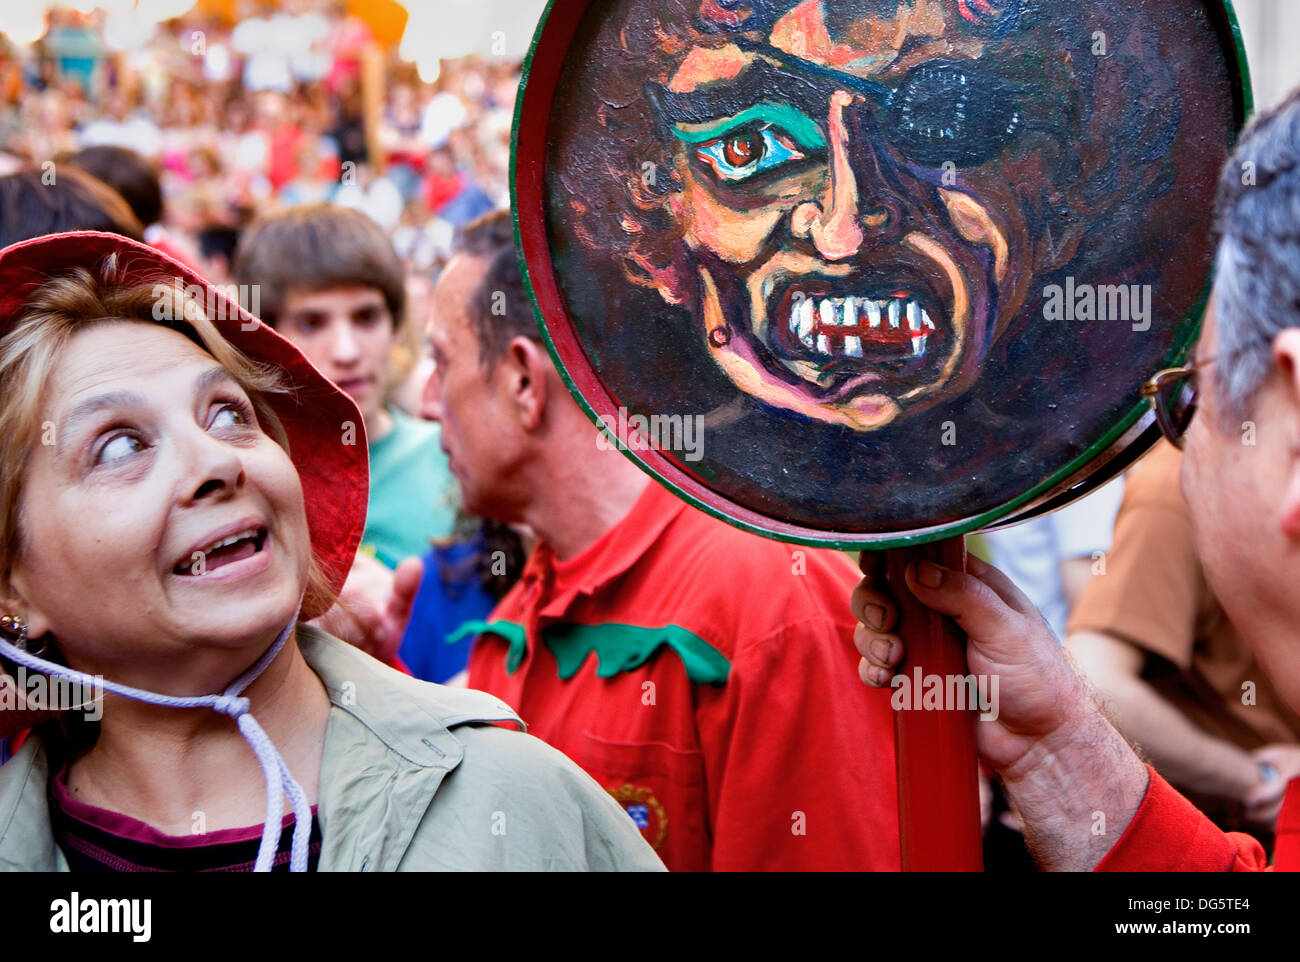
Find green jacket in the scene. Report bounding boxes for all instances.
[0,626,665,871]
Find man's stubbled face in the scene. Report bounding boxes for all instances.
[657,0,1028,430]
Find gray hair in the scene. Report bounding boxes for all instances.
[1212,89,1300,425]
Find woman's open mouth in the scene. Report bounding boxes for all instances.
[173,525,268,577]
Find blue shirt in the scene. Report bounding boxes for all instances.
[398,535,498,683]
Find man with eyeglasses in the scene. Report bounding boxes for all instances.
[853,90,1300,870]
[1064,441,1300,852]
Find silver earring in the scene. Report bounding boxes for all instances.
[0,614,45,657]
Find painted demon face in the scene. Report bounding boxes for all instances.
[651,0,1031,430]
[536,0,1230,534]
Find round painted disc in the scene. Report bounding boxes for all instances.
[513,0,1251,548]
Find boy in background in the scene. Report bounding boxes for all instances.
[233,204,457,568]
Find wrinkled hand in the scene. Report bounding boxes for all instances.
[311,553,423,665]
[1243,744,1300,826]
[850,553,1151,870]
[850,554,1091,778]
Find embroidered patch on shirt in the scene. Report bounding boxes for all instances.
[609,783,667,851]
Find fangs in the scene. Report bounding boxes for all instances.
[786,296,937,360]
[796,298,815,348]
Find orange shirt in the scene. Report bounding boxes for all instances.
[1069,442,1300,751]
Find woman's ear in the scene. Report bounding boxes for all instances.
[2,574,53,643]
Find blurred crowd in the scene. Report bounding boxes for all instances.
[0,2,516,282]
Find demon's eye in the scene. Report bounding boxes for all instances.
[674,102,825,185]
[695,126,807,182]
[887,61,1021,169]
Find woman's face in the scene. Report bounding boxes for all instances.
[8,322,311,691]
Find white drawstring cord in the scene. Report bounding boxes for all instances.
[0,599,311,872]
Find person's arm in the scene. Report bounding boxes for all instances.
[1067,629,1263,802]
[852,555,1259,871]
[1058,556,1095,612]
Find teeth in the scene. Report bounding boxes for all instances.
[793,297,814,347]
[787,294,938,358]
[194,527,259,561]
[205,528,258,553]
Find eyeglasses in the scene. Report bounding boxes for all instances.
[1141,363,1201,450]
[1141,334,1278,448]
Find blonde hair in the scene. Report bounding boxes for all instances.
[0,252,336,615]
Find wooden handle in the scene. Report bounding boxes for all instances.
[869,537,983,871]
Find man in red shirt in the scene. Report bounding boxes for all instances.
[853,92,1300,871]
[422,211,899,871]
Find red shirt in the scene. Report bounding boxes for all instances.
[465,481,899,871]
[1097,766,1299,871]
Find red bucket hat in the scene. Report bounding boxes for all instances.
[0,231,368,620]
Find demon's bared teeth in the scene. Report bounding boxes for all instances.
[784,290,939,360]
[789,297,815,348]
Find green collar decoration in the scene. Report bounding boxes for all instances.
[446,619,730,685]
